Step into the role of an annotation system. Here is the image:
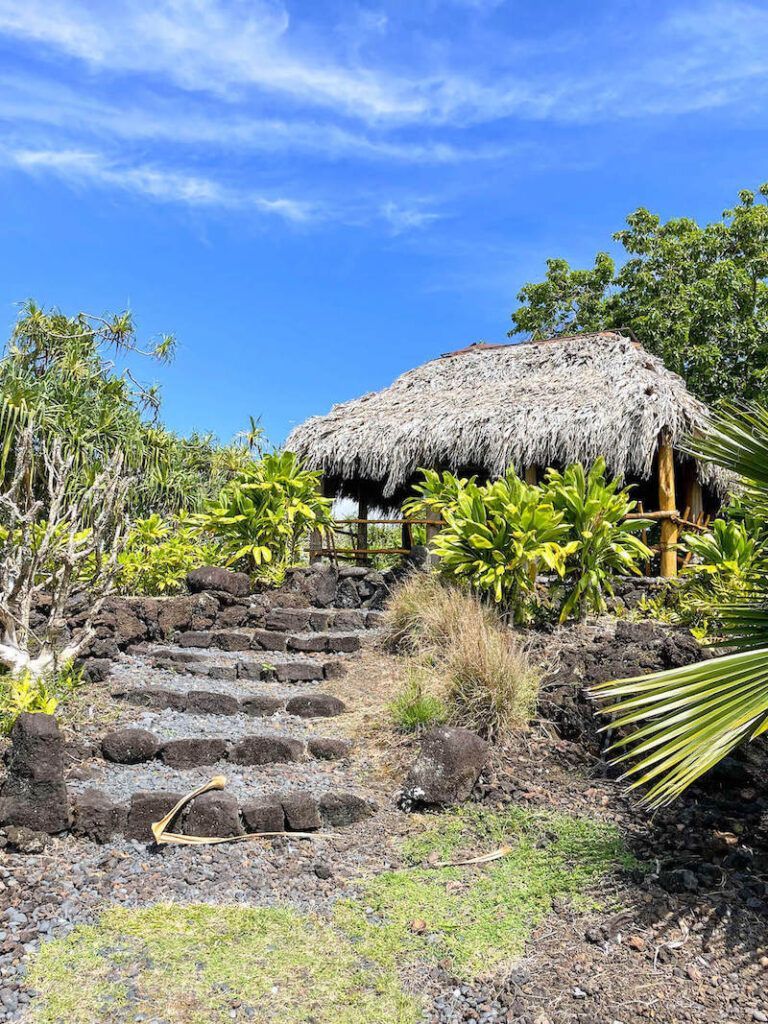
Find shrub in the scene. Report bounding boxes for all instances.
[0,662,82,735]
[542,458,651,621]
[444,618,539,741]
[118,513,224,596]
[432,472,569,622]
[389,667,448,732]
[384,576,540,742]
[383,573,496,653]
[196,451,333,579]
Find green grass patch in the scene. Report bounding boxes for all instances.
[336,804,634,976]
[27,807,634,1023]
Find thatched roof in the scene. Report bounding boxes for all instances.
[287,331,730,504]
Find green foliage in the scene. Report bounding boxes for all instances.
[0,302,254,516]
[403,468,475,519]
[410,461,649,623]
[432,471,569,621]
[27,808,631,1023]
[28,904,419,1024]
[196,451,333,578]
[389,668,448,732]
[338,805,633,978]
[542,459,652,621]
[592,403,768,804]
[0,663,82,735]
[384,576,539,741]
[117,514,225,595]
[510,186,768,406]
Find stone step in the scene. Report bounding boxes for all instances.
[70,782,375,843]
[175,628,364,655]
[265,607,384,633]
[99,727,353,769]
[110,685,347,719]
[136,646,345,683]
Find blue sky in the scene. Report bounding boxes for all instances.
[1,0,767,444]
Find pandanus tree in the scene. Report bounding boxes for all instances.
[591,404,768,805]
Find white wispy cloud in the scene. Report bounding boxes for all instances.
[5,147,314,222]
[0,0,766,128]
[381,201,444,233]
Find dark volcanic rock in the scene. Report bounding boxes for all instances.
[230,735,303,765]
[3,825,52,854]
[281,793,321,831]
[187,565,250,597]
[266,607,312,633]
[72,789,127,842]
[184,690,241,716]
[240,695,284,717]
[102,728,160,764]
[79,657,112,683]
[119,687,187,711]
[318,792,374,826]
[160,738,229,769]
[4,712,65,781]
[538,619,706,753]
[0,776,70,833]
[126,791,184,842]
[286,694,346,718]
[401,726,489,807]
[184,790,241,838]
[242,799,285,833]
[308,737,352,760]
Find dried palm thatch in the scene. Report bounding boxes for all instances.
[287,332,731,506]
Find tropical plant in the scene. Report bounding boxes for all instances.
[542,459,652,621]
[510,184,768,406]
[117,513,225,596]
[0,302,252,517]
[197,451,333,578]
[590,402,768,805]
[430,472,569,621]
[0,662,82,735]
[403,469,475,520]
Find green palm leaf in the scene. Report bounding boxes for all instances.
[591,650,768,806]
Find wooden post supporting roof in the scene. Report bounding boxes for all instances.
[356,495,369,565]
[524,465,538,486]
[657,433,678,578]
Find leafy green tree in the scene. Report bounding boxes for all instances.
[510,186,768,405]
[0,302,251,515]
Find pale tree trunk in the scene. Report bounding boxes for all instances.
[0,426,129,681]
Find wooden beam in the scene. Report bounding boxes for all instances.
[425,514,442,567]
[657,433,678,578]
[524,465,538,486]
[356,496,369,566]
[684,468,704,523]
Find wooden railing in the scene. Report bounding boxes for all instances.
[309,508,712,572]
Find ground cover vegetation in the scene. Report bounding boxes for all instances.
[385,575,539,742]
[511,183,768,406]
[26,806,632,1024]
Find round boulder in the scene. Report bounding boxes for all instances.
[186,566,250,597]
[102,728,161,764]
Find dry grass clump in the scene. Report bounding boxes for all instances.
[383,573,496,653]
[383,573,540,743]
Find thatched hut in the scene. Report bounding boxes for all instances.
[287,331,730,575]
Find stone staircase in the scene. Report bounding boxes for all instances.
[1,565,396,847]
[67,579,387,845]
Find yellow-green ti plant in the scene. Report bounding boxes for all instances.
[590,403,768,806]
[196,451,333,578]
[117,512,225,595]
[431,471,570,622]
[0,662,83,735]
[542,458,652,622]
